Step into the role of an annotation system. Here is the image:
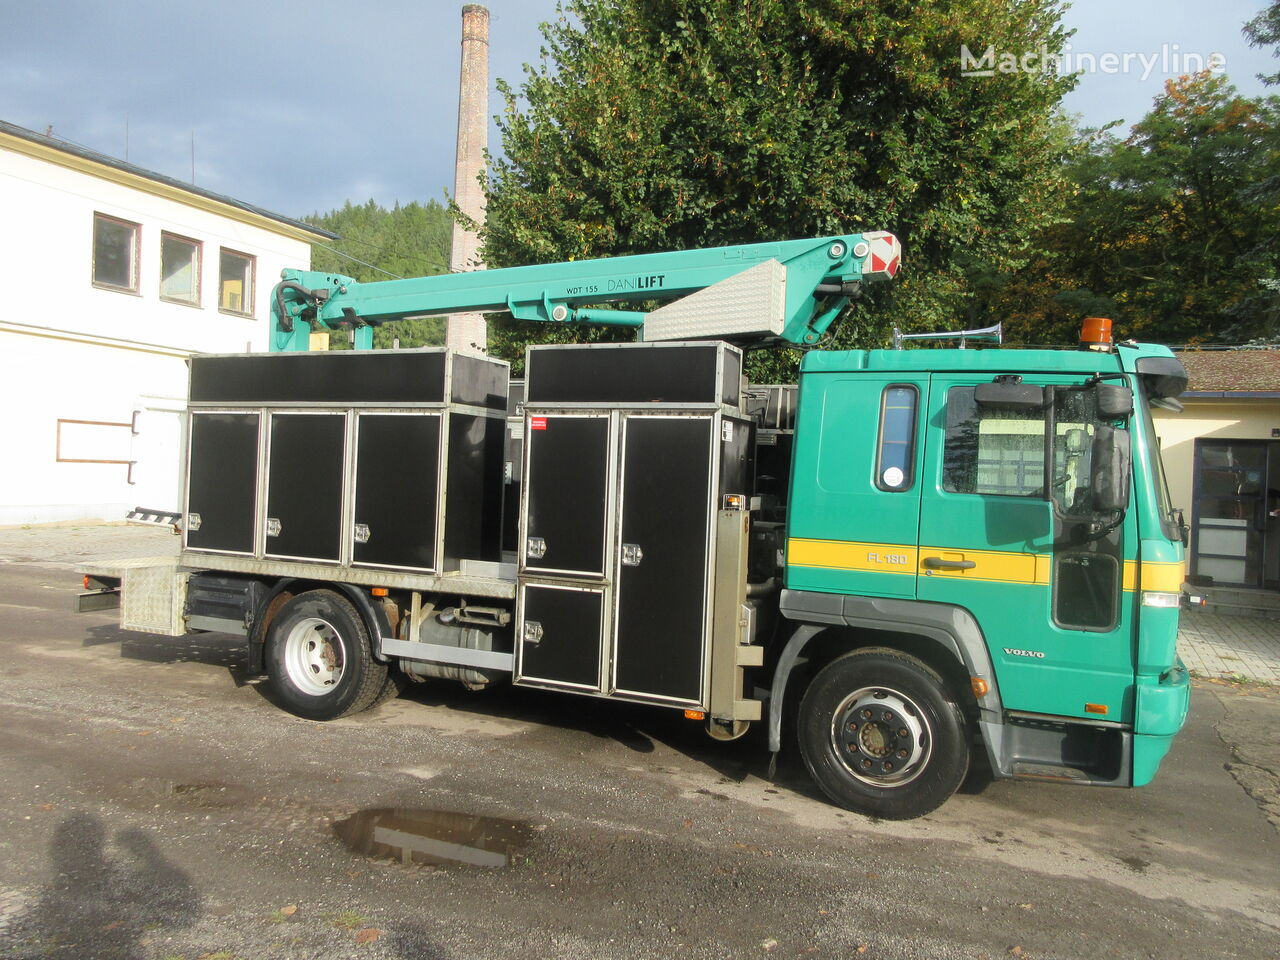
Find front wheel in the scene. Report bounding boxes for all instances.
[265,590,388,721]
[797,649,969,820]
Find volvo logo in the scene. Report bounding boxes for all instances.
[1003,647,1047,659]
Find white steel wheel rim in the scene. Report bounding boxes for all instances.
[283,617,346,696]
[829,685,933,789]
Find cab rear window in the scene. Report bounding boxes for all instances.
[875,385,918,491]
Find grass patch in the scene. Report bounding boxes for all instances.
[329,910,370,930]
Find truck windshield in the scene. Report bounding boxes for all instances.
[1138,397,1181,542]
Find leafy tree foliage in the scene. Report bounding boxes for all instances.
[305,200,453,349]
[482,0,1076,376]
[978,73,1280,346]
[1245,1,1280,86]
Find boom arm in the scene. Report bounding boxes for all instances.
[270,232,901,351]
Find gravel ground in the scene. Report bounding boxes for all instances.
[0,526,1277,959]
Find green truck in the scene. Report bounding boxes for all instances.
[82,234,1192,820]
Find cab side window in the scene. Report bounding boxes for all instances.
[874,385,918,491]
[942,387,1046,497]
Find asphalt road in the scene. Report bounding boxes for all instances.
[0,561,1277,960]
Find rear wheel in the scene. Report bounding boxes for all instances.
[265,590,388,721]
[797,649,968,820]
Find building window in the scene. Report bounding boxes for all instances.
[219,249,255,316]
[92,213,140,292]
[160,232,202,305]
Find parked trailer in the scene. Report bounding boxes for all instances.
[81,235,1193,819]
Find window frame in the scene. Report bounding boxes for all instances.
[873,383,919,492]
[218,247,257,318]
[159,231,203,307]
[91,212,141,294]
[1052,551,1121,632]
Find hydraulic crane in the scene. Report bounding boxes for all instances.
[270,232,903,351]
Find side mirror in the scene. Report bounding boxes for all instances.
[1095,383,1134,420]
[1090,425,1131,513]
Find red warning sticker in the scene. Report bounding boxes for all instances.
[530,416,547,430]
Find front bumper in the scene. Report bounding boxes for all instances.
[1132,658,1191,787]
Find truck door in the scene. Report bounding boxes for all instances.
[917,375,1137,722]
[786,374,927,599]
[129,398,185,514]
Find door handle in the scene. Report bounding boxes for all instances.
[523,621,543,646]
[923,556,976,571]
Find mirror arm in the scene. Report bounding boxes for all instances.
[1059,509,1125,545]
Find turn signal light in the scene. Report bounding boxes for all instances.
[684,709,706,720]
[371,587,389,597]
[1085,703,1109,715]
[970,677,989,698]
[83,576,91,590]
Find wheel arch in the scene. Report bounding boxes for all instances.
[767,589,1004,753]
[248,578,393,674]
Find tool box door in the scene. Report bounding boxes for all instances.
[611,414,715,705]
[351,412,442,572]
[263,412,347,563]
[516,581,605,692]
[522,413,612,577]
[185,411,260,555]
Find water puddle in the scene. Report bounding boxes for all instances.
[332,808,532,868]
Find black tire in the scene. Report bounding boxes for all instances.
[264,590,389,721]
[369,669,410,709]
[797,648,969,820]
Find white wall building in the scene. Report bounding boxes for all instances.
[0,120,333,525]
[1153,349,1280,592]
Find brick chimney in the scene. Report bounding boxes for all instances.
[446,3,490,354]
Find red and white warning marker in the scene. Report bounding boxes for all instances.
[856,231,901,279]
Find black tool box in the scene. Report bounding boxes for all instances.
[184,349,509,574]
[515,341,753,708]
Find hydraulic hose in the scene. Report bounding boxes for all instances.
[274,281,317,333]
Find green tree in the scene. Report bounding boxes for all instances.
[305,200,454,348]
[1245,1,1280,85]
[979,73,1280,346]
[481,0,1077,377]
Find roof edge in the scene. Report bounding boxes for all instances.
[0,120,337,243]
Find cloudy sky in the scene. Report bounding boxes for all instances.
[2,0,1275,220]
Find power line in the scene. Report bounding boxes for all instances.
[320,246,405,280]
